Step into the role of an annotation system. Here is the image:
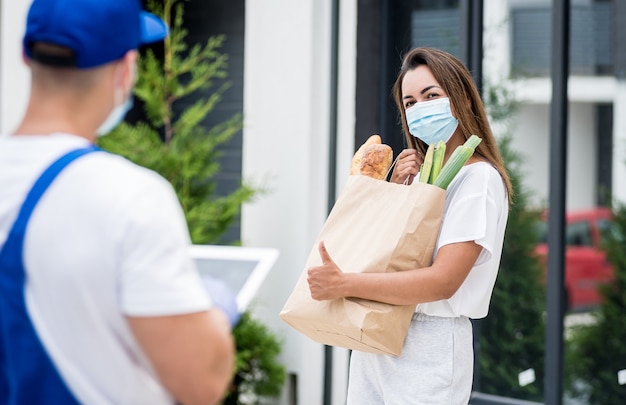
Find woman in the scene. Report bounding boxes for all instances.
[307,47,513,404]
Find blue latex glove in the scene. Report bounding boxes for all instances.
[201,276,241,327]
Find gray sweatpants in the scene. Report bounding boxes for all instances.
[346,313,473,405]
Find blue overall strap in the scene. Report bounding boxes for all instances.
[0,145,101,404]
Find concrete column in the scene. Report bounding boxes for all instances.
[0,0,31,133]
[483,0,510,82]
[241,0,356,404]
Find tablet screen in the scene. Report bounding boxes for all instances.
[189,245,279,312]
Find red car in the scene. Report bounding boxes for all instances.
[535,207,614,311]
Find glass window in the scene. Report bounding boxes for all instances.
[598,218,622,246]
[565,221,592,247]
[410,1,460,57]
[511,2,613,76]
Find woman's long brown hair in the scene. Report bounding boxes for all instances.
[392,47,513,205]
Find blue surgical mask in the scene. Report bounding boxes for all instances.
[405,97,458,145]
[96,96,133,137]
[97,63,136,137]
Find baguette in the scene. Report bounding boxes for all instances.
[359,144,393,180]
[350,134,381,175]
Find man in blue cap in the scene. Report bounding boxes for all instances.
[0,1,235,404]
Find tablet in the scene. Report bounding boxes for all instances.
[189,245,279,312]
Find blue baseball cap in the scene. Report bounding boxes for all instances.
[23,0,168,69]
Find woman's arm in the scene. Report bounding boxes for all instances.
[307,240,482,305]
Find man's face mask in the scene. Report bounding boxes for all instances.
[96,62,136,137]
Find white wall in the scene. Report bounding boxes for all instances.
[510,102,600,210]
[613,81,626,205]
[330,0,358,402]
[242,0,357,404]
[0,0,31,133]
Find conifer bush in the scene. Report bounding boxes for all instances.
[99,0,285,403]
[100,0,255,245]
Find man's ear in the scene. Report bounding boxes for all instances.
[116,50,139,94]
[22,50,32,66]
[124,50,139,79]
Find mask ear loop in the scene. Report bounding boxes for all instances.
[384,154,412,185]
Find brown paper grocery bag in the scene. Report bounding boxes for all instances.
[280,175,446,356]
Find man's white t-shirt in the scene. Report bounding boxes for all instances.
[0,134,212,404]
[415,161,509,319]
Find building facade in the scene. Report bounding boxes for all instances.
[1,0,624,404]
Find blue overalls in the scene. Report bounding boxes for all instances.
[0,146,99,404]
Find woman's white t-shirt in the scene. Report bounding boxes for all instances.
[415,162,509,319]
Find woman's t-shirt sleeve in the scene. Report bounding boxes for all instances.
[435,164,505,266]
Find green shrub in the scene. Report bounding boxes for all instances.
[224,313,287,404]
[99,0,255,245]
[565,204,626,404]
[475,82,546,401]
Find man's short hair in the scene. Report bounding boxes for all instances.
[29,43,77,68]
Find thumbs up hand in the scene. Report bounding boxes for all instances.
[307,241,346,301]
